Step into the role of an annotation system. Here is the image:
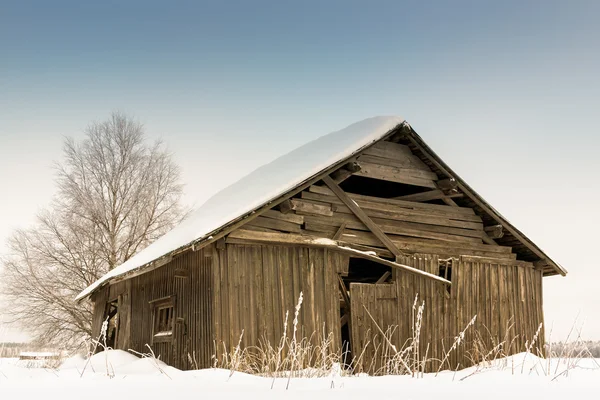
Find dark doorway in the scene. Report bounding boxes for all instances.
[339,257,393,368]
[104,299,119,349]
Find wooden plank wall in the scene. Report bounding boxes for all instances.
[90,287,108,341]
[91,247,213,370]
[350,283,399,374]
[211,243,348,361]
[351,254,545,373]
[249,185,517,261]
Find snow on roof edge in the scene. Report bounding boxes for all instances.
[76,116,405,301]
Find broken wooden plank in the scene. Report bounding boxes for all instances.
[301,191,483,230]
[309,185,475,216]
[305,223,511,255]
[281,198,333,217]
[302,190,482,223]
[437,178,458,191]
[278,199,294,214]
[302,212,484,241]
[394,189,463,202]
[332,222,347,240]
[246,216,303,233]
[303,214,483,244]
[355,162,437,188]
[322,175,403,258]
[376,271,392,284]
[331,161,362,184]
[484,225,504,239]
[262,209,305,225]
[481,233,497,245]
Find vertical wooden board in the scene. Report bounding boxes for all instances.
[290,247,301,323]
[241,246,253,346]
[471,261,479,355]
[314,248,326,341]
[268,246,280,343]
[211,248,222,349]
[489,263,498,345]
[298,247,310,340]
[282,247,295,334]
[251,245,263,343]
[516,266,524,344]
[306,248,318,341]
[510,265,520,351]
[481,262,490,349]
[262,245,275,345]
[497,264,507,346]
[456,260,466,366]
[219,247,229,351]
[227,244,239,349]
[324,250,339,350]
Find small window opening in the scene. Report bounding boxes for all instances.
[151,297,175,343]
[438,260,453,294]
[104,299,119,349]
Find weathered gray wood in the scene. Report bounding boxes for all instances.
[246,216,303,233]
[437,178,458,191]
[309,185,476,216]
[394,189,463,202]
[404,132,566,276]
[332,222,347,240]
[376,271,391,284]
[322,175,403,257]
[226,229,451,285]
[262,209,305,225]
[331,161,361,184]
[484,225,504,239]
[355,162,437,188]
[302,213,484,244]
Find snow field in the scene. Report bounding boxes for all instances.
[1,350,599,400]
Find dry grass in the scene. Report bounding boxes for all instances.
[213,293,599,380]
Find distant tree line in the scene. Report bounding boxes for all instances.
[547,341,600,358]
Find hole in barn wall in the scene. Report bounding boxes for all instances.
[339,175,430,199]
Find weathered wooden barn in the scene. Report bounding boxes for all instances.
[77,116,566,372]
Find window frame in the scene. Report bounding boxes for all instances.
[149,295,176,344]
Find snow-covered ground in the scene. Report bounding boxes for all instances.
[1,350,598,399]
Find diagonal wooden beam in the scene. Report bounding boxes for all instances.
[332,222,347,240]
[394,189,463,202]
[322,175,403,258]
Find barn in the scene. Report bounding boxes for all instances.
[76,116,566,373]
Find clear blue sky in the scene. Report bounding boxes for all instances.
[1,1,599,341]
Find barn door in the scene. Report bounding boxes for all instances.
[349,283,398,374]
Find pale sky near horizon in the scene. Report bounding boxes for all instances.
[1,0,599,343]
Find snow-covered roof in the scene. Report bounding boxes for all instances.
[76,116,405,300]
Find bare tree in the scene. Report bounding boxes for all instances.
[1,112,186,347]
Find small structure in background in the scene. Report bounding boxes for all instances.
[18,351,60,361]
[77,116,566,373]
